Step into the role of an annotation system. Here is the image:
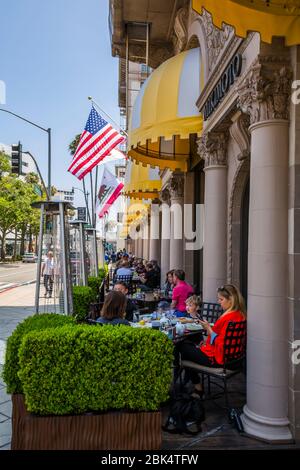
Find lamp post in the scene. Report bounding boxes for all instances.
[0,108,51,198]
[72,186,91,225]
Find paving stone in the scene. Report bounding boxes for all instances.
[0,419,11,447]
[0,443,11,450]
[0,388,10,405]
[0,401,11,419]
[0,414,9,424]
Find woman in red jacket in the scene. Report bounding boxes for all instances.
[177,284,246,398]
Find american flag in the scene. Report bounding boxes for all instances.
[68,106,126,180]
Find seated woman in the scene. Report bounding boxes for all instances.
[96,291,130,326]
[163,270,174,297]
[176,284,246,398]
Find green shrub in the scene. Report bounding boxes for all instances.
[2,313,75,394]
[18,324,174,415]
[87,276,104,300]
[72,286,94,321]
[98,267,107,278]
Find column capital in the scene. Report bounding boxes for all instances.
[237,57,293,126]
[197,132,228,168]
[229,111,250,161]
[160,187,170,205]
[151,197,161,206]
[169,173,184,199]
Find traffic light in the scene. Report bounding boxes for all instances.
[11,141,22,175]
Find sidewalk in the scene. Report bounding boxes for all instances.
[0,283,36,450]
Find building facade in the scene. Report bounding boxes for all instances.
[110,0,300,442]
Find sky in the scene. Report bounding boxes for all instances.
[0,0,120,208]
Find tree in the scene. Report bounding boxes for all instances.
[0,175,40,259]
[0,152,11,177]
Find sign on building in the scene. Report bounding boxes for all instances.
[77,207,87,222]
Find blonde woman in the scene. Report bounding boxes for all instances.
[177,284,246,398]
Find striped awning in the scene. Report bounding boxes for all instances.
[192,0,300,46]
[123,160,161,200]
[128,47,203,172]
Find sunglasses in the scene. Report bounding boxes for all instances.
[217,285,233,296]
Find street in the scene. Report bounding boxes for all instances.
[0,263,37,293]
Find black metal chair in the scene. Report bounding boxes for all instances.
[200,302,223,324]
[114,274,136,295]
[180,321,247,409]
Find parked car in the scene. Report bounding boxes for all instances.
[22,252,38,263]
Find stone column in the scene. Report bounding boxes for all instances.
[149,200,161,262]
[183,172,195,284]
[169,174,184,271]
[160,188,170,288]
[238,60,292,441]
[142,218,149,262]
[198,132,228,301]
[136,229,143,259]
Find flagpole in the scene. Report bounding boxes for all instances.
[94,166,98,227]
[87,96,128,138]
[90,171,95,228]
[82,178,91,225]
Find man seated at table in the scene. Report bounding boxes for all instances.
[139,262,160,290]
[115,261,133,280]
[171,269,194,317]
[114,281,136,322]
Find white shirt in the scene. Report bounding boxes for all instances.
[43,258,54,276]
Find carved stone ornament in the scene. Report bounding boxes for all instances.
[160,188,170,205]
[197,132,228,168]
[169,175,184,199]
[229,112,250,161]
[237,58,293,125]
[200,9,233,73]
[173,6,189,54]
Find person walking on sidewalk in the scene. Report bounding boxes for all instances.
[41,251,54,298]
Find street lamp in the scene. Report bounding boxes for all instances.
[0,108,51,198]
[72,186,91,224]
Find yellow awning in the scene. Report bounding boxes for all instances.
[192,0,300,46]
[128,47,203,171]
[123,160,161,200]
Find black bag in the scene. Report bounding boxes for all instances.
[163,392,205,435]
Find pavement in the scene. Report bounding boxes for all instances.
[0,283,36,450]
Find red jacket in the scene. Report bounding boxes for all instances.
[200,310,245,365]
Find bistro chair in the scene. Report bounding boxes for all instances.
[114,275,136,295]
[179,321,247,410]
[200,302,223,324]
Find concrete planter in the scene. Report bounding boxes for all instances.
[12,394,162,450]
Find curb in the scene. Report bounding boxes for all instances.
[0,279,36,295]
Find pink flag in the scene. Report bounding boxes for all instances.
[96,167,124,218]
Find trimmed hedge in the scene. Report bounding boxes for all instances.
[18,324,174,415]
[72,286,94,321]
[2,314,75,394]
[98,266,107,278]
[87,276,104,300]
